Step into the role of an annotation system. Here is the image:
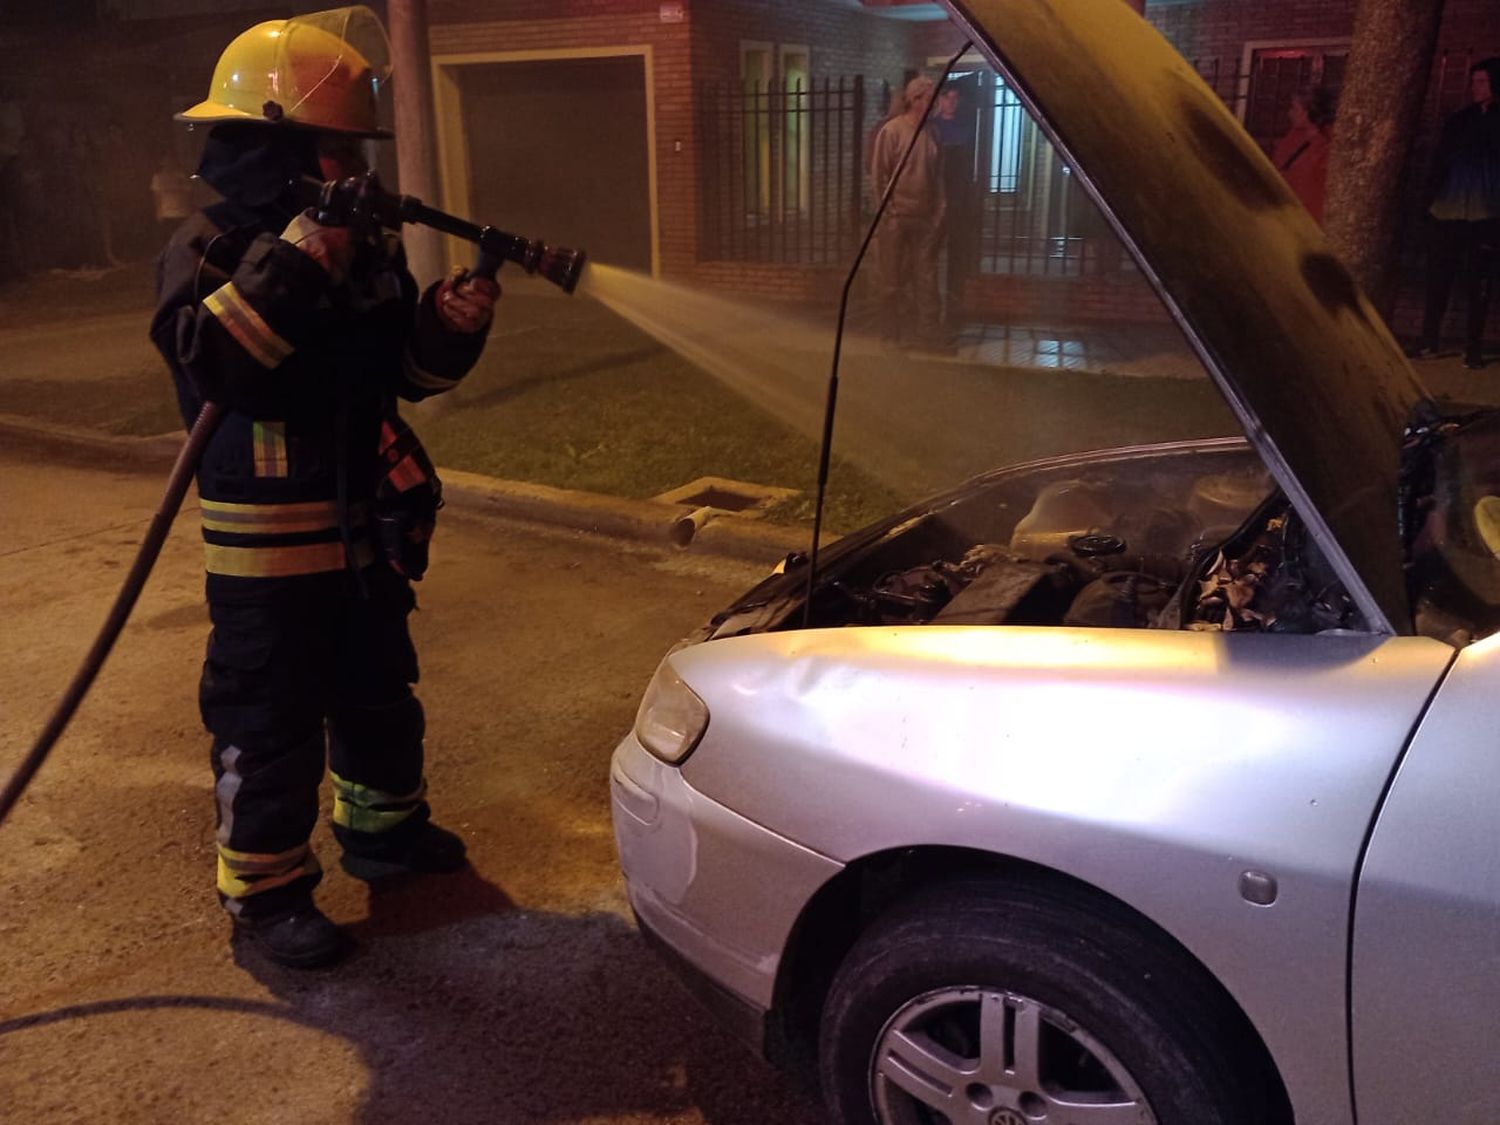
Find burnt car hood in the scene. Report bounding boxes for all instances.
[941,0,1428,633]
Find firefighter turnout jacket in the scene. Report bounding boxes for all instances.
[150,197,486,582]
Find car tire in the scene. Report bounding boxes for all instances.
[818,876,1281,1125]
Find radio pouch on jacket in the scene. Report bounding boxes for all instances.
[375,412,443,581]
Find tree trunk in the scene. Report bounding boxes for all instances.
[1323,0,1445,317]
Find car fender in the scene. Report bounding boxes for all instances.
[674,626,1453,1125]
[1352,629,1500,1125]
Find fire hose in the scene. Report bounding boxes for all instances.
[0,175,587,827]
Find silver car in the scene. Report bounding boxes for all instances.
[612,2,1500,1123]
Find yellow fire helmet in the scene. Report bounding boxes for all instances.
[176,6,393,137]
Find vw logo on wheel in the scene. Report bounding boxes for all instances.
[990,1111,1028,1125]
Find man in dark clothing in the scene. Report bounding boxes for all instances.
[933,83,978,334]
[149,8,498,968]
[1412,57,1500,370]
[870,76,946,349]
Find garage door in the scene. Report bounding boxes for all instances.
[456,54,653,273]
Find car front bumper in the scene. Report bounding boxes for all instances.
[610,731,844,1055]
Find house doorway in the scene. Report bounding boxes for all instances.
[436,50,657,274]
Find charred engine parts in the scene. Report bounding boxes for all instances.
[779,465,1366,636]
[1186,501,1357,633]
[848,538,1178,629]
[822,492,1353,635]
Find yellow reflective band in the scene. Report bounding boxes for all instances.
[282,211,323,247]
[1477,496,1500,558]
[403,352,461,391]
[216,843,322,901]
[330,770,427,834]
[252,421,288,478]
[200,498,366,536]
[204,538,374,578]
[204,282,294,369]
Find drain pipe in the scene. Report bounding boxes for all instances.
[669,506,717,548]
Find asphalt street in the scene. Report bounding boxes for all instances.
[0,440,823,1124]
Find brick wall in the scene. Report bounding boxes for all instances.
[424,0,962,287]
[1145,0,1499,141]
[689,0,919,92]
[690,260,843,303]
[1148,0,1497,67]
[428,0,699,274]
[684,1,944,294]
[909,18,973,71]
[421,0,1499,338]
[1146,0,1350,63]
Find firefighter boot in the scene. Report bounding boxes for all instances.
[336,817,468,880]
[233,904,350,969]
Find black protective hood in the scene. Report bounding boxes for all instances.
[195,123,322,215]
[942,0,1428,633]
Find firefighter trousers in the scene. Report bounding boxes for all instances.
[201,564,428,918]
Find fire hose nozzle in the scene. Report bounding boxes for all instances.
[476,231,587,292]
[538,244,588,294]
[291,173,587,294]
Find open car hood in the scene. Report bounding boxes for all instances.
[941,0,1427,633]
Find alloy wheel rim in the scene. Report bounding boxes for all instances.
[869,986,1156,1124]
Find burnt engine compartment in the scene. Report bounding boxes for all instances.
[797,461,1364,635]
[835,536,1180,629]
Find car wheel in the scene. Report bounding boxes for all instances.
[819,878,1278,1125]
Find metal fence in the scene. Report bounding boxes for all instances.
[697,75,868,265]
[698,48,1498,283]
[969,70,1083,278]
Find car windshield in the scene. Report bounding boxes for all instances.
[820,22,1242,533]
[1409,409,1500,642]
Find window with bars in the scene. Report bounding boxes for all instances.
[698,74,868,264]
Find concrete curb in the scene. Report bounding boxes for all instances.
[439,469,812,565]
[0,413,182,465]
[2,416,814,566]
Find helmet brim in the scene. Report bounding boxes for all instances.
[174,100,393,140]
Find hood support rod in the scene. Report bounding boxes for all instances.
[803,40,972,627]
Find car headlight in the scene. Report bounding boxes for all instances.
[634,660,709,764]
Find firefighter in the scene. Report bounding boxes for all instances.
[149,7,498,968]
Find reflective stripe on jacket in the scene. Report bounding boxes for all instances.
[149,201,489,579]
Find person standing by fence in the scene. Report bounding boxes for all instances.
[1411,57,1500,370]
[870,75,946,350]
[1272,85,1336,225]
[934,83,978,334]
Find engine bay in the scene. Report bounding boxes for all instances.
[818,494,1359,634]
[709,447,1368,638]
